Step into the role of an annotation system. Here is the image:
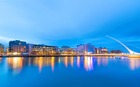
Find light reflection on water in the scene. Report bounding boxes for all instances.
[84,56,93,71]
[0,57,140,73]
[129,58,140,70]
[0,57,140,87]
[6,57,23,74]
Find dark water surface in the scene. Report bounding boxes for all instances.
[0,57,140,87]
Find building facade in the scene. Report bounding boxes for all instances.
[110,50,122,54]
[77,43,95,54]
[59,46,76,54]
[26,44,34,55]
[95,47,108,54]
[0,44,4,55]
[9,40,27,53]
[100,47,108,54]
[31,44,58,55]
[95,48,101,54]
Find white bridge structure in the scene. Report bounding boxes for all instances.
[106,36,140,55]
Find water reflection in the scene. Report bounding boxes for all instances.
[129,58,140,70]
[0,57,2,63]
[33,57,56,72]
[77,56,80,68]
[60,56,74,67]
[7,57,24,73]
[84,56,93,71]
[1,57,140,74]
[97,58,108,66]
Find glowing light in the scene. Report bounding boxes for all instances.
[7,57,23,72]
[70,57,74,67]
[38,57,43,72]
[64,57,68,67]
[84,56,93,71]
[12,52,21,55]
[51,57,55,71]
[129,59,140,70]
[58,57,61,63]
[77,56,80,68]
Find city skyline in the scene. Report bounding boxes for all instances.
[0,39,125,57]
[1,1,140,87]
[0,0,140,52]
[0,36,139,53]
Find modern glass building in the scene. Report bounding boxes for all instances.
[9,40,27,53]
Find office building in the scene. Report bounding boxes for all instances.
[9,40,27,53]
[77,43,95,54]
[0,44,4,55]
[31,44,57,55]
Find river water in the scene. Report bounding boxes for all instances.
[0,57,140,87]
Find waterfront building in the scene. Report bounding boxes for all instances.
[95,47,108,54]
[100,47,108,54]
[6,47,9,55]
[60,46,70,51]
[59,46,75,54]
[76,44,85,54]
[85,43,95,54]
[0,44,4,55]
[95,48,101,54]
[9,40,27,53]
[110,50,122,54]
[26,44,34,55]
[31,44,57,55]
[77,43,95,54]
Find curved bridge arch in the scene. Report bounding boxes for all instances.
[106,35,140,55]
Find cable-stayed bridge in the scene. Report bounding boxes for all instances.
[106,35,140,55]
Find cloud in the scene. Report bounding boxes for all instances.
[0,0,140,50]
[0,36,15,42]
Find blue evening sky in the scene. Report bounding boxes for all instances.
[0,0,140,52]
